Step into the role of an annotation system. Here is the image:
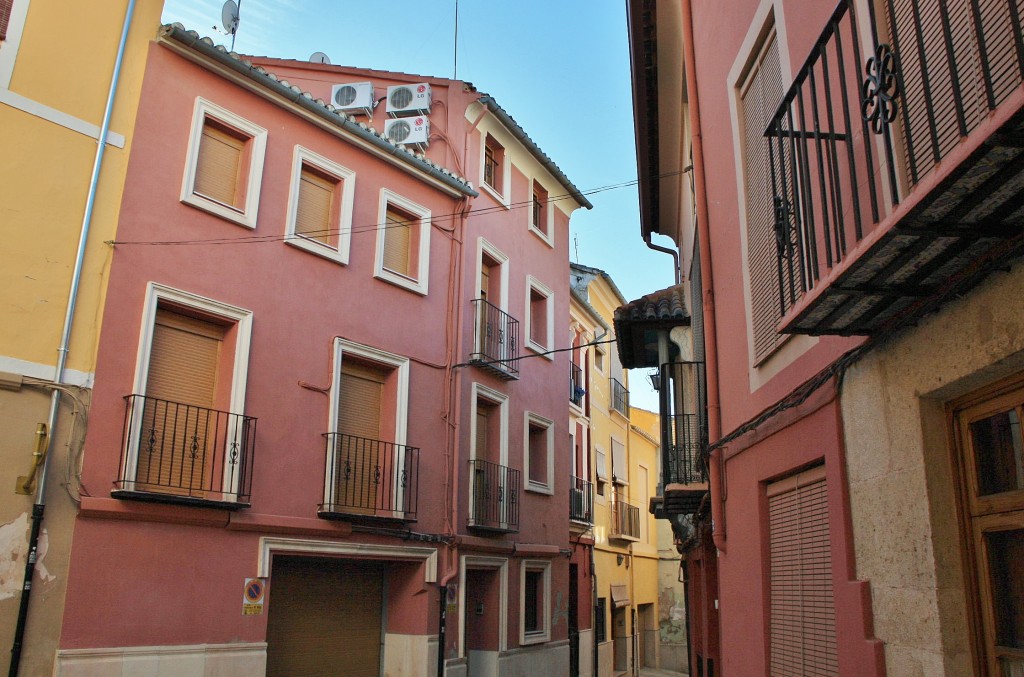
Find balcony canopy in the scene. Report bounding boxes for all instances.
[614,283,691,369]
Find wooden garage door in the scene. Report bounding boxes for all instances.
[266,557,383,677]
[768,465,837,676]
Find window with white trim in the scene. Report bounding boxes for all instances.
[525,276,553,356]
[524,412,554,494]
[180,98,267,229]
[521,560,551,644]
[481,133,510,203]
[0,0,14,41]
[122,283,252,501]
[284,146,355,264]
[529,179,552,243]
[595,444,608,497]
[374,189,431,295]
[611,437,627,485]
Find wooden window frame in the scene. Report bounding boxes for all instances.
[525,276,554,357]
[950,373,1024,677]
[180,98,267,229]
[529,179,553,245]
[284,146,355,264]
[520,560,552,645]
[480,132,510,205]
[524,412,554,495]
[374,188,431,295]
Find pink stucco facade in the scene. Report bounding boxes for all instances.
[57,27,589,677]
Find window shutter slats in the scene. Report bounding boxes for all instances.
[194,121,244,207]
[295,167,334,246]
[0,0,13,41]
[383,208,412,276]
[338,362,383,441]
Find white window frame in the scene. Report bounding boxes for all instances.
[611,436,628,486]
[180,97,267,229]
[594,344,607,375]
[525,276,554,357]
[470,383,509,466]
[284,146,356,264]
[520,559,552,645]
[374,188,431,295]
[0,0,32,88]
[124,282,253,496]
[479,131,512,207]
[326,339,411,516]
[476,237,510,310]
[527,178,554,246]
[524,412,554,495]
[458,555,509,657]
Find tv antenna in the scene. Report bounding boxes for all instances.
[220,0,241,51]
[309,52,331,64]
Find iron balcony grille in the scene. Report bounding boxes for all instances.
[570,362,585,406]
[610,500,641,540]
[470,298,519,379]
[611,378,629,417]
[570,475,594,524]
[666,413,708,485]
[766,0,1024,336]
[319,433,419,521]
[468,458,520,532]
[114,394,256,507]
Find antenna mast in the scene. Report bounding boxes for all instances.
[453,0,459,79]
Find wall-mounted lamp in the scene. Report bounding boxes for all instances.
[616,554,625,566]
[648,372,661,391]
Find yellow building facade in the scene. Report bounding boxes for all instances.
[0,1,164,674]
[570,264,661,676]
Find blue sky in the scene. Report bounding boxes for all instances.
[160,0,673,409]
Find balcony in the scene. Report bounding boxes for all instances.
[113,394,256,508]
[611,378,629,417]
[318,433,419,522]
[468,459,520,532]
[570,362,585,407]
[767,0,1024,336]
[470,299,519,379]
[660,361,708,515]
[570,475,594,525]
[609,500,641,541]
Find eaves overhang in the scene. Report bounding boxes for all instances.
[158,24,478,200]
[626,0,660,241]
[476,95,593,211]
[614,283,690,368]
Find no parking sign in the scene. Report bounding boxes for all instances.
[243,577,266,616]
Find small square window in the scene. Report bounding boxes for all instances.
[525,412,554,494]
[529,180,552,243]
[525,276,554,357]
[374,189,431,295]
[181,98,267,229]
[521,560,551,644]
[285,147,355,264]
[595,347,606,374]
[481,133,509,204]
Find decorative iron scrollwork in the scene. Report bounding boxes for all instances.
[774,196,797,261]
[189,434,201,459]
[862,44,900,134]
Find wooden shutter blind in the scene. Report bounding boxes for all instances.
[741,32,787,362]
[194,118,245,207]
[884,0,1024,184]
[476,406,490,461]
[383,206,413,276]
[0,0,13,41]
[295,165,335,246]
[768,465,837,676]
[338,361,384,440]
[611,439,626,482]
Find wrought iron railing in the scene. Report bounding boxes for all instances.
[115,394,256,504]
[320,433,419,520]
[766,0,1024,316]
[610,500,641,540]
[468,459,520,531]
[470,298,520,379]
[659,361,708,486]
[570,362,585,406]
[570,475,594,524]
[611,378,629,416]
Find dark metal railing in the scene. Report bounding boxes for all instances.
[610,500,641,539]
[570,475,594,524]
[470,298,520,379]
[116,394,256,504]
[468,459,520,531]
[611,378,629,416]
[766,0,1024,316]
[659,361,708,486]
[570,362,585,406]
[320,433,419,520]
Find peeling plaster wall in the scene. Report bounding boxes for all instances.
[656,518,688,673]
[842,261,1024,676]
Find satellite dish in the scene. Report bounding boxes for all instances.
[221,0,240,35]
[309,52,331,65]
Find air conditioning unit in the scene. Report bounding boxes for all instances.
[330,81,374,117]
[386,83,432,116]
[384,117,430,149]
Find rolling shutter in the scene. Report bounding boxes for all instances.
[768,465,837,676]
[194,119,245,207]
[295,166,335,246]
[741,31,787,362]
[0,0,13,41]
[336,361,384,512]
[137,309,225,492]
[266,556,383,677]
[383,207,412,276]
